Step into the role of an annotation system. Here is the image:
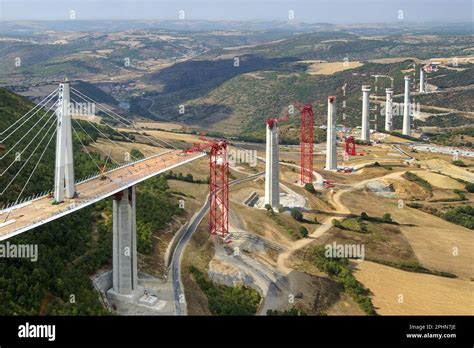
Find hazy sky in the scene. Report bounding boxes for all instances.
[0,0,472,23]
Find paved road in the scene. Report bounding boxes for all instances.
[256,156,325,186]
[171,197,210,315]
[170,172,264,315]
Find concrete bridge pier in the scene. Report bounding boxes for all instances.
[325,96,337,171]
[264,119,280,209]
[107,186,142,303]
[54,80,76,203]
[361,85,371,142]
[402,76,411,136]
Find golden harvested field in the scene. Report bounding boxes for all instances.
[303,61,363,75]
[368,57,420,64]
[169,179,208,203]
[400,222,474,279]
[118,127,205,145]
[229,178,264,203]
[167,156,210,181]
[415,171,465,190]
[88,139,165,162]
[408,147,474,165]
[353,261,474,315]
[416,158,474,183]
[343,189,474,279]
[427,56,474,64]
[136,121,184,131]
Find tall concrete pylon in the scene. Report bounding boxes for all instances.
[54,80,75,203]
[403,76,411,136]
[264,118,280,209]
[385,88,393,132]
[325,96,337,171]
[361,85,371,142]
[419,68,425,93]
[108,186,140,302]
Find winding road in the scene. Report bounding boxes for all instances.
[276,168,406,275]
[170,171,264,315]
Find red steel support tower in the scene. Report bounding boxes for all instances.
[300,104,314,184]
[209,140,229,238]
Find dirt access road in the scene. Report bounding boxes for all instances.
[276,171,404,274]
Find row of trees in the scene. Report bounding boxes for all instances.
[189,266,261,315]
[135,175,182,254]
[163,170,208,184]
[311,246,376,315]
[443,205,474,230]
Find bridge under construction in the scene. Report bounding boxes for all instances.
[0,150,204,241]
[0,80,211,303]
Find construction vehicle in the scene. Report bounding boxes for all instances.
[337,167,353,174]
[323,180,335,188]
[182,132,215,154]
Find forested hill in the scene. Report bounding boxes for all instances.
[0,87,112,205]
[0,89,181,315]
[0,88,110,314]
[72,80,119,106]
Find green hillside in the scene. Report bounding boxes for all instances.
[142,60,417,138]
[0,88,116,204]
[141,55,473,140]
[0,89,180,315]
[72,80,119,106]
[225,31,474,61]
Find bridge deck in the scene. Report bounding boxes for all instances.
[0,150,206,241]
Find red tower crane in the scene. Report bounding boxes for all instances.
[209,140,229,238]
[300,104,314,184]
[182,133,229,238]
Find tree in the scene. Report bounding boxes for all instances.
[304,183,316,193]
[265,204,274,215]
[291,208,303,222]
[154,175,169,191]
[382,213,392,223]
[465,183,474,193]
[130,148,144,159]
[452,160,467,167]
[299,226,309,238]
[360,212,369,220]
[313,216,318,224]
[332,219,342,228]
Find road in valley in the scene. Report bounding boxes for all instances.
[170,172,264,315]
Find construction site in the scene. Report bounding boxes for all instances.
[105,63,472,317]
[1,0,474,344]
[1,55,473,319]
[0,14,472,325]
